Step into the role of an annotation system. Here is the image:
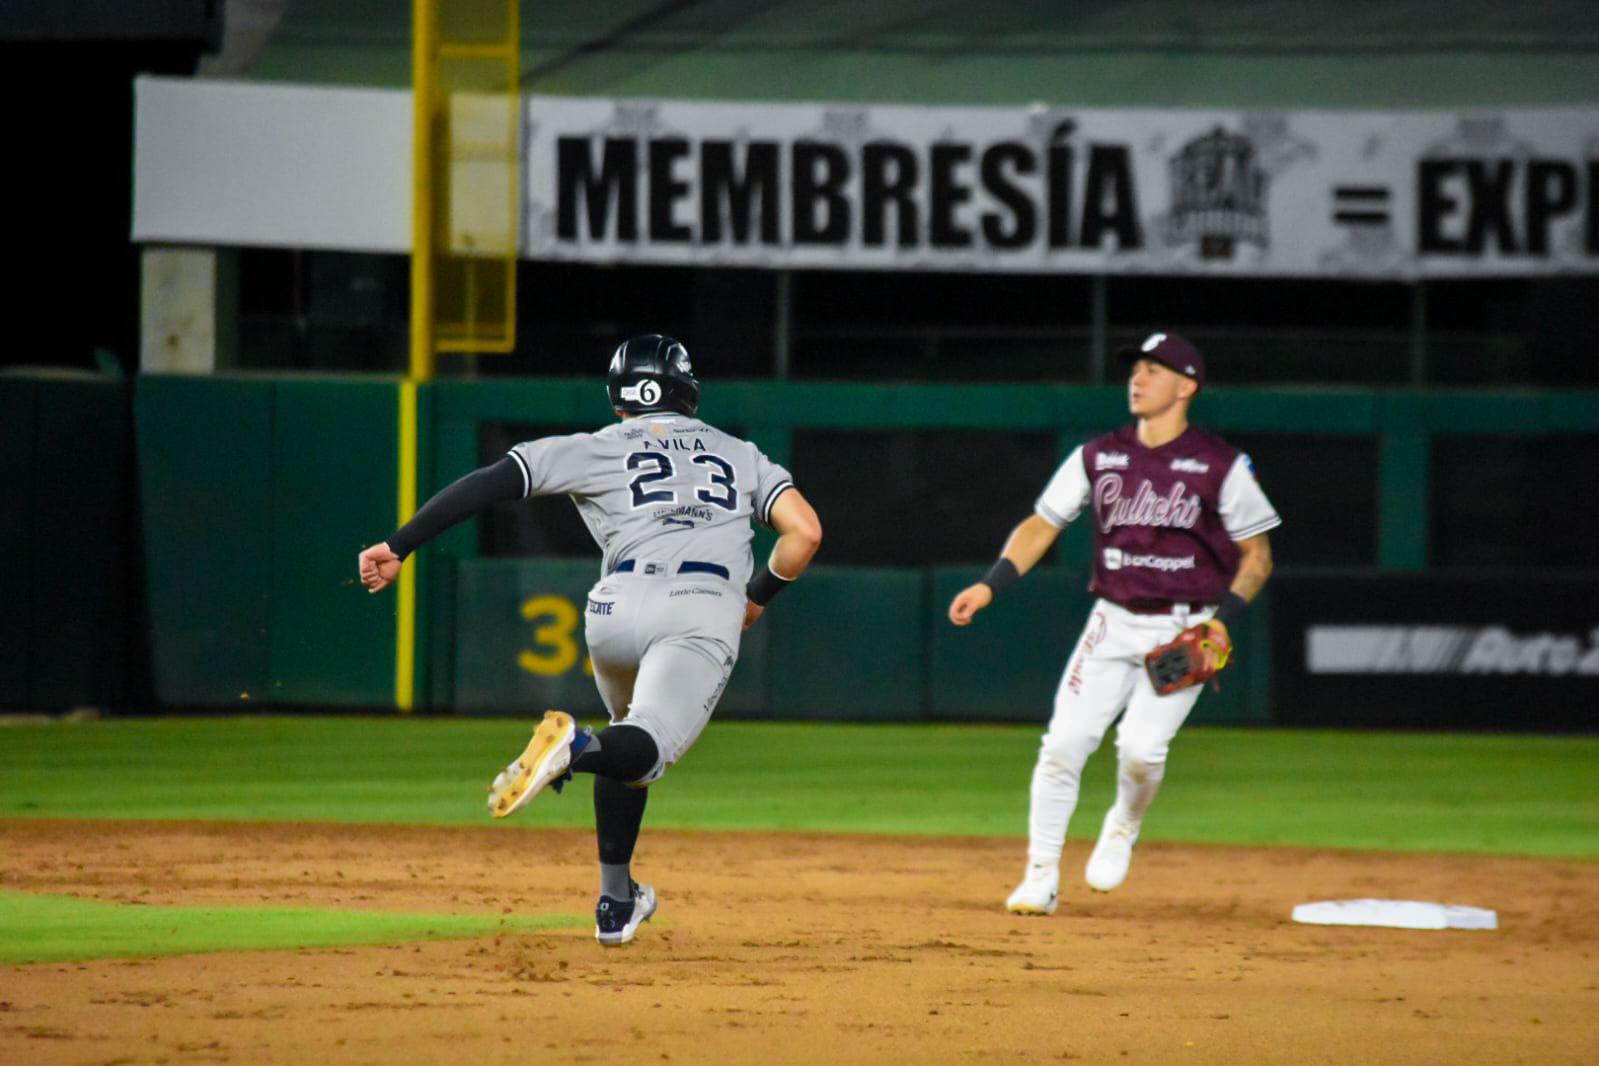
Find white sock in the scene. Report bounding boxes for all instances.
[1027,756,1083,869]
[1112,757,1165,826]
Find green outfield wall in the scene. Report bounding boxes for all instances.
[413,377,1588,721]
[0,371,137,710]
[5,372,1594,720]
[446,559,1274,723]
[133,375,399,708]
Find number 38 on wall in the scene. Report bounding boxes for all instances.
[517,595,595,678]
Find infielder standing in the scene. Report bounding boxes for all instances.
[359,335,821,945]
[948,332,1279,915]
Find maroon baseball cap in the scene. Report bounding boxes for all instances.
[1116,332,1206,390]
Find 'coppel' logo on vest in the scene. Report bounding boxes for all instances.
[1163,126,1268,260]
[1094,476,1203,534]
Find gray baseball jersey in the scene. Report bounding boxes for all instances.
[507,414,793,585]
[508,413,794,784]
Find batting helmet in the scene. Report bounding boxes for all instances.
[606,334,700,416]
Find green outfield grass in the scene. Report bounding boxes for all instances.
[1,716,1595,858]
[0,890,586,965]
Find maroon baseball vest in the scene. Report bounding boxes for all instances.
[1081,424,1243,605]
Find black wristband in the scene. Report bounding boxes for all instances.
[982,558,1021,596]
[1212,591,1248,627]
[746,564,793,606]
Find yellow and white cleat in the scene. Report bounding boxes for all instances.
[487,710,580,819]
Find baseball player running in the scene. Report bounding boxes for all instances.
[358,335,822,945]
[948,332,1279,915]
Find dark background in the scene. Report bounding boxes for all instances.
[5,1,1597,576]
[1271,572,1599,731]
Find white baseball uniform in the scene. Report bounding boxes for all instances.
[1024,424,1281,869]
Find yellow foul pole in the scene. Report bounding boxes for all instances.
[410,0,437,384]
[399,0,439,712]
[402,0,520,712]
[395,379,419,712]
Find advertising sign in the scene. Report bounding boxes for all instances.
[526,98,1599,279]
[1272,573,1599,731]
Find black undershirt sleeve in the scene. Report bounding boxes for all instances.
[386,456,526,560]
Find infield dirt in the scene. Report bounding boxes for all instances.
[2,820,1594,1064]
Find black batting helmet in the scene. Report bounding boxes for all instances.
[606,334,700,416]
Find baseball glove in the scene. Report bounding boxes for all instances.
[1144,620,1232,696]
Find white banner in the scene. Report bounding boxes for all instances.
[132,80,1599,278]
[525,97,1599,279]
[134,78,411,254]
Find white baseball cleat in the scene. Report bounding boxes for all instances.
[1085,809,1140,892]
[1005,864,1060,915]
[595,881,658,946]
[487,710,579,819]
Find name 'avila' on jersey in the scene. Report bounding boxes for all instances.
[507,414,794,586]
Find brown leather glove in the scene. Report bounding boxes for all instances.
[1144,620,1233,696]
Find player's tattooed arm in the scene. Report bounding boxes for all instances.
[947,515,1063,626]
[1205,533,1274,648]
[1229,533,1274,603]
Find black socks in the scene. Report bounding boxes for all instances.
[574,723,659,895]
[594,775,649,867]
